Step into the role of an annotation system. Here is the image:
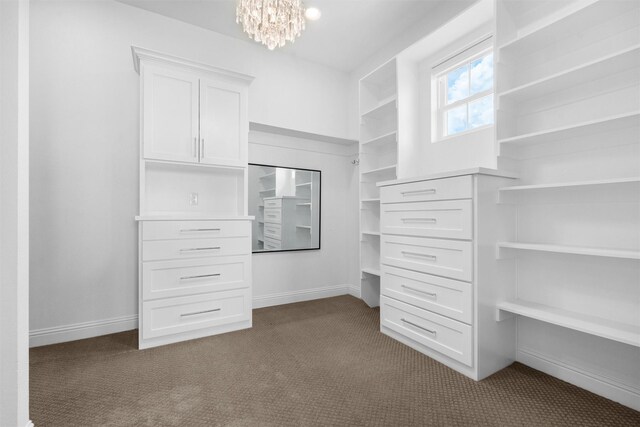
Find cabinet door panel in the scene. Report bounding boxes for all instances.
[200,79,247,166]
[143,66,199,163]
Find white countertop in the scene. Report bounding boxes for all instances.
[135,214,255,221]
[377,167,519,187]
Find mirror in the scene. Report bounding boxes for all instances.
[249,164,321,253]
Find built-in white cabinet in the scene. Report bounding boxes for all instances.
[132,47,254,349]
[142,61,248,167]
[378,169,518,380]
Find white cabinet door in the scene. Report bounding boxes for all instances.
[143,65,199,163]
[199,78,247,167]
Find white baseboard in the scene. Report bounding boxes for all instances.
[29,314,138,348]
[518,347,640,411]
[26,420,34,427]
[253,284,356,309]
[347,283,361,299]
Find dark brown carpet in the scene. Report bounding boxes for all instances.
[31,295,639,426]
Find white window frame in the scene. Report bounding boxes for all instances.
[432,37,494,142]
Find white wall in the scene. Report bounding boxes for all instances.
[248,131,360,307]
[29,0,352,345]
[0,0,31,424]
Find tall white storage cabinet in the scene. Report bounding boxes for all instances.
[132,47,255,349]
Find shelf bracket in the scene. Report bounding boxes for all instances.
[495,307,516,322]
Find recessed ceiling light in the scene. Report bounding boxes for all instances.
[305,7,321,21]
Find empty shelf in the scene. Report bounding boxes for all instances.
[361,96,397,120]
[361,231,381,236]
[361,267,381,277]
[497,299,640,347]
[361,131,397,148]
[498,45,640,103]
[296,225,311,230]
[296,203,312,206]
[498,242,640,260]
[259,173,275,180]
[498,111,640,146]
[361,164,397,176]
[361,198,381,203]
[296,182,311,187]
[499,177,640,192]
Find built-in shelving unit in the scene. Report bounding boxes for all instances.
[496,0,640,407]
[358,58,398,307]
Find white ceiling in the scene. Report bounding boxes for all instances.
[116,0,444,72]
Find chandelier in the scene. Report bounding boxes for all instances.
[236,0,306,50]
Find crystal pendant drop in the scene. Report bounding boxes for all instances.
[236,0,306,50]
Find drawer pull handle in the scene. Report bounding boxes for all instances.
[180,247,221,252]
[401,189,436,196]
[401,318,436,336]
[401,218,437,223]
[180,308,221,317]
[401,284,437,298]
[401,251,437,261]
[180,273,221,280]
[180,228,221,233]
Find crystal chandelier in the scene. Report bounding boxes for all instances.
[236,0,306,50]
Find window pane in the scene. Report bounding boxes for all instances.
[446,104,468,135]
[470,52,493,95]
[447,64,469,104]
[468,95,494,129]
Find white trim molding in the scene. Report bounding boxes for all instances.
[25,420,34,427]
[518,347,640,411]
[29,315,138,348]
[253,284,357,309]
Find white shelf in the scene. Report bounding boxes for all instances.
[259,188,275,193]
[498,242,640,260]
[361,231,381,237]
[361,267,381,277]
[144,158,245,171]
[361,131,397,148]
[361,198,381,203]
[498,111,640,146]
[296,182,311,187]
[296,225,311,230]
[497,299,640,348]
[361,96,397,121]
[296,202,311,206]
[259,172,275,180]
[361,164,397,176]
[499,177,640,192]
[498,45,640,103]
[498,0,634,54]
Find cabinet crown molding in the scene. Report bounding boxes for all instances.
[131,45,255,83]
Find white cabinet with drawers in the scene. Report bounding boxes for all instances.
[378,168,518,380]
[133,47,254,349]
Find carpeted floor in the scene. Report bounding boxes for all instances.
[30,295,640,426]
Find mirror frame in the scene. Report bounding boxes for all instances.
[249,163,322,254]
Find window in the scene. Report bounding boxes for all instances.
[435,49,494,140]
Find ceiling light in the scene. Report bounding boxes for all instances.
[236,0,306,50]
[305,7,322,21]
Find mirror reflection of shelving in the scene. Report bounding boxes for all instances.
[358,58,398,308]
[248,164,321,252]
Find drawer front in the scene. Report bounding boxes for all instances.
[142,289,251,339]
[381,265,472,324]
[381,296,472,366]
[381,175,472,204]
[263,208,282,224]
[381,235,472,282]
[263,237,281,250]
[142,256,250,301]
[142,237,249,261]
[264,198,282,209]
[263,223,282,241]
[381,200,472,240]
[142,220,249,241]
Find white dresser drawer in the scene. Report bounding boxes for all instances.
[381,265,472,324]
[263,223,282,241]
[381,296,472,366]
[263,237,281,250]
[381,235,472,282]
[381,175,472,204]
[142,289,251,339]
[142,220,249,241]
[263,208,282,224]
[142,237,249,261]
[263,198,282,209]
[142,256,250,301]
[381,200,472,240]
